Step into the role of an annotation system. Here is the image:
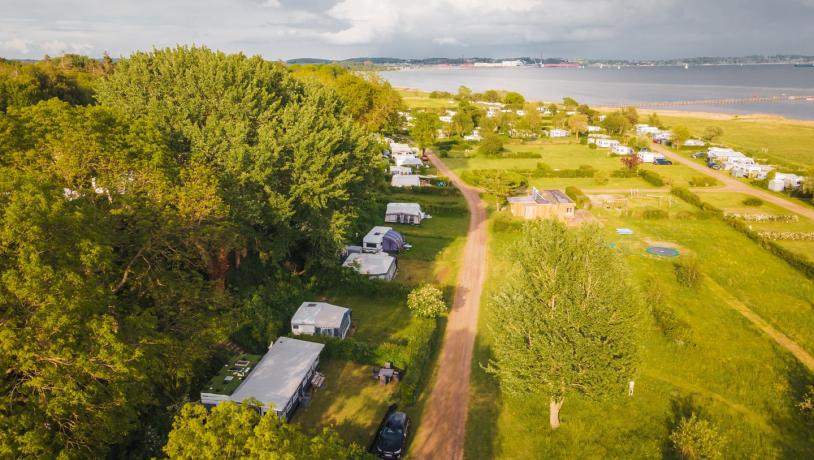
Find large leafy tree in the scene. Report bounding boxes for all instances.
[410,111,441,154]
[486,220,640,429]
[164,402,366,459]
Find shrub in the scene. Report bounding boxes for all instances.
[399,318,440,405]
[674,257,702,288]
[742,197,763,207]
[688,176,719,187]
[502,151,541,159]
[641,208,668,219]
[478,134,504,156]
[565,186,590,209]
[670,188,724,217]
[670,414,726,460]
[652,305,693,345]
[588,143,598,150]
[611,168,638,178]
[594,171,609,185]
[639,169,665,187]
[407,285,448,319]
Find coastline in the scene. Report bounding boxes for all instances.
[395,86,814,125]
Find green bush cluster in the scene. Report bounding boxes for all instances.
[536,163,596,178]
[670,188,724,217]
[502,151,542,159]
[674,257,702,288]
[490,212,524,233]
[638,169,665,186]
[565,186,590,209]
[652,305,693,345]
[742,197,763,207]
[611,168,639,178]
[688,176,719,187]
[640,208,669,219]
[398,317,441,405]
[588,143,598,149]
[390,185,461,196]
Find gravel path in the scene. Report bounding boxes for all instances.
[411,153,487,460]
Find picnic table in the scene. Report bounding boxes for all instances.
[311,372,325,388]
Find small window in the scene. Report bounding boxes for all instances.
[292,325,299,329]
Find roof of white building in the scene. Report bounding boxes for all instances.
[291,302,349,328]
[386,202,423,216]
[229,337,324,412]
[391,175,421,187]
[342,252,396,276]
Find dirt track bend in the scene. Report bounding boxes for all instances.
[650,143,814,220]
[411,153,487,460]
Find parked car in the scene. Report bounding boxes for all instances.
[691,151,706,159]
[374,411,410,458]
[653,158,673,165]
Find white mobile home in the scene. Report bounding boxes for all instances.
[775,173,805,190]
[548,129,569,138]
[202,338,324,420]
[635,124,660,135]
[385,202,427,225]
[389,142,416,156]
[391,174,421,188]
[587,125,603,132]
[394,154,423,167]
[291,302,352,339]
[595,138,620,149]
[362,226,406,253]
[390,165,413,175]
[637,151,663,163]
[684,139,706,147]
[342,252,398,281]
[612,145,633,155]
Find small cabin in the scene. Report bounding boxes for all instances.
[507,188,576,222]
[291,302,352,339]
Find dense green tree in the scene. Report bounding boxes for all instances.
[672,125,692,147]
[503,91,526,109]
[0,55,100,112]
[602,111,631,135]
[562,96,579,108]
[486,220,640,429]
[411,111,442,154]
[702,126,724,142]
[577,104,599,124]
[164,402,365,459]
[647,112,663,128]
[478,133,504,156]
[567,113,589,138]
[481,89,501,102]
[457,85,473,100]
[451,101,482,136]
[621,106,639,125]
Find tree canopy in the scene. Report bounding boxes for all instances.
[0,46,386,457]
[411,111,442,153]
[486,220,640,429]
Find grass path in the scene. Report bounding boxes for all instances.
[704,276,814,373]
[410,152,488,460]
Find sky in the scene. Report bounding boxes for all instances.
[2,0,814,61]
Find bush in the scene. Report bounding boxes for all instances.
[565,186,590,209]
[742,197,763,207]
[670,414,726,460]
[534,163,595,178]
[674,257,702,288]
[407,285,448,319]
[670,188,724,217]
[652,305,693,345]
[611,168,638,178]
[478,134,504,156]
[398,318,440,405]
[641,208,668,219]
[588,142,598,150]
[688,176,719,187]
[502,151,542,159]
[594,171,609,185]
[639,169,665,187]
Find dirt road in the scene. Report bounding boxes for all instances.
[410,153,488,460]
[650,143,814,220]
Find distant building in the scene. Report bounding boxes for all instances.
[390,165,413,175]
[391,174,421,187]
[684,139,706,147]
[595,138,620,148]
[501,60,523,66]
[612,145,633,155]
[548,128,569,138]
[635,124,660,135]
[507,188,576,221]
[587,125,603,132]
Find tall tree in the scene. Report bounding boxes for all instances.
[567,113,589,139]
[602,111,631,135]
[486,221,640,429]
[672,125,692,147]
[411,111,441,154]
[164,402,365,459]
[503,91,526,109]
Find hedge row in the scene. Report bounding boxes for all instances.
[670,187,814,280]
[536,163,596,178]
[390,185,461,196]
[565,186,590,209]
[397,317,441,405]
[639,169,665,187]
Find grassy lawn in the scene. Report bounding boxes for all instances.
[292,359,398,447]
[460,175,814,458]
[658,114,814,171]
[398,88,454,110]
[442,141,713,190]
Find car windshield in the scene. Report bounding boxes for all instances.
[381,424,403,439]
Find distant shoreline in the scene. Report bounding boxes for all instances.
[394,86,814,125]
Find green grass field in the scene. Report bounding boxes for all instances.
[398,88,455,110]
[658,114,814,171]
[460,176,814,459]
[452,151,814,459]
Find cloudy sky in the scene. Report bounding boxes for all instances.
[2,0,814,60]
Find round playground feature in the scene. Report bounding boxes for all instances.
[646,246,680,257]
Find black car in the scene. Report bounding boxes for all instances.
[374,411,410,458]
[653,158,673,165]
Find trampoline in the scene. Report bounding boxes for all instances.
[646,246,680,257]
